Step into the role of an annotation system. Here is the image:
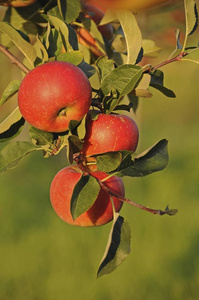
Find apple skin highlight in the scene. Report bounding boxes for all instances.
[18,61,92,133]
[82,112,139,157]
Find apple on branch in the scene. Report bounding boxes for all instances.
[82,111,139,157]
[50,166,124,227]
[18,61,92,133]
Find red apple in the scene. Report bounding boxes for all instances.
[81,112,139,157]
[50,166,124,227]
[18,61,92,133]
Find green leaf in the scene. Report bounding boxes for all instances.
[102,93,121,114]
[70,174,100,220]
[97,214,131,278]
[99,10,118,26]
[29,126,54,146]
[43,25,63,58]
[150,70,176,98]
[142,39,161,58]
[0,21,37,68]
[184,0,198,36]
[77,115,86,140]
[68,117,87,139]
[112,34,127,53]
[181,48,199,64]
[128,94,139,113]
[68,135,83,153]
[0,107,25,142]
[175,29,183,50]
[57,51,84,65]
[67,134,83,163]
[0,141,39,174]
[82,17,106,55]
[57,0,81,23]
[165,205,178,216]
[33,35,49,66]
[95,56,115,81]
[48,14,74,52]
[116,139,169,177]
[78,60,96,78]
[134,74,152,98]
[100,10,142,64]
[101,64,143,97]
[0,80,21,106]
[95,152,122,173]
[1,3,43,44]
[112,52,127,66]
[113,103,133,112]
[116,11,142,64]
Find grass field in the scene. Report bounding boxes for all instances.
[1,10,199,300]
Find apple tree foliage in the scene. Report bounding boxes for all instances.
[0,0,198,277]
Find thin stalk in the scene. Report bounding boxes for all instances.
[0,44,30,74]
[98,179,177,216]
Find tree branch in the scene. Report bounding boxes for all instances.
[98,179,178,216]
[150,51,188,72]
[0,44,30,74]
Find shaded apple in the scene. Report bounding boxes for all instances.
[50,166,124,227]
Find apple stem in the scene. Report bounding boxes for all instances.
[86,162,97,166]
[98,179,178,216]
[91,99,103,111]
[0,44,30,74]
[150,51,188,72]
[73,155,178,216]
[100,173,118,182]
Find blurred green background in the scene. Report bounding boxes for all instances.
[0,4,199,300]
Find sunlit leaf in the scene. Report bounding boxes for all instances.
[0,141,39,174]
[57,0,81,23]
[134,74,152,98]
[97,214,131,278]
[100,10,142,64]
[142,39,161,58]
[101,64,142,97]
[33,35,49,66]
[57,51,84,65]
[48,14,74,52]
[0,21,37,67]
[0,80,21,106]
[29,126,54,146]
[95,56,115,81]
[116,10,142,64]
[0,107,25,142]
[112,34,127,53]
[181,48,199,64]
[184,0,198,36]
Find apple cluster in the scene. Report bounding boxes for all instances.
[18,60,139,227]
